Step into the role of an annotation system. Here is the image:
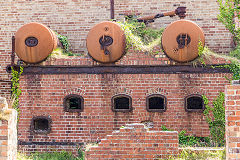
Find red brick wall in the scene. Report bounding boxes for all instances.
[0,0,234,155]
[0,0,233,99]
[18,72,230,153]
[85,123,179,159]
[225,83,240,160]
[0,0,232,54]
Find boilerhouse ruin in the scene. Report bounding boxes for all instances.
[1,0,240,159]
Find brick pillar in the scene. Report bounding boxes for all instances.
[0,97,17,160]
[225,81,240,160]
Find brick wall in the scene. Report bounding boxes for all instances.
[18,72,230,154]
[0,0,234,155]
[0,0,232,54]
[225,82,240,160]
[85,123,179,159]
[0,97,17,160]
[0,0,233,99]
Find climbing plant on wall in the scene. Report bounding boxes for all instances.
[11,66,23,115]
[218,0,240,44]
[202,92,225,147]
[193,0,240,80]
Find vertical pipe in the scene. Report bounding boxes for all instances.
[11,36,15,66]
[110,0,114,19]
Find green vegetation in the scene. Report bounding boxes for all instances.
[207,0,240,81]
[161,93,225,147]
[51,32,76,57]
[166,148,226,160]
[161,125,210,147]
[218,0,240,44]
[55,32,70,54]
[203,92,225,147]
[11,66,23,117]
[193,0,240,81]
[117,17,164,54]
[178,130,211,147]
[18,151,85,160]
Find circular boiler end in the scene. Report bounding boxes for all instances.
[15,22,57,64]
[86,21,126,63]
[161,19,205,63]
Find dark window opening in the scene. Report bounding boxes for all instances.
[115,97,129,109]
[34,119,49,131]
[112,94,132,112]
[146,94,166,112]
[63,94,84,112]
[31,116,51,134]
[185,94,204,112]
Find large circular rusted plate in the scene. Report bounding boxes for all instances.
[49,29,58,50]
[161,20,205,63]
[15,22,55,64]
[87,21,126,63]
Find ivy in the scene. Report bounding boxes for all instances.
[218,0,240,44]
[202,92,225,147]
[11,66,23,116]
[224,62,240,80]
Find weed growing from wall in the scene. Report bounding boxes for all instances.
[203,92,225,147]
[51,32,77,57]
[11,66,23,115]
[117,17,164,55]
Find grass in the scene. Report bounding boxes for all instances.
[17,151,84,160]
[166,148,226,160]
[18,148,225,160]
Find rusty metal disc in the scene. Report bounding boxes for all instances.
[50,29,58,50]
[15,22,56,64]
[161,19,205,63]
[86,21,126,63]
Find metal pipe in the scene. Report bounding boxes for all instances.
[110,0,114,19]
[137,6,186,24]
[11,36,15,66]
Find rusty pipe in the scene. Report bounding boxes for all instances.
[11,36,15,66]
[110,0,114,19]
[137,6,186,23]
[163,10,176,17]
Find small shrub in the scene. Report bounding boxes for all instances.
[161,125,210,147]
[179,130,210,147]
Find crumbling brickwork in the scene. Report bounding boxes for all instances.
[85,123,179,159]
[225,83,240,160]
[0,97,17,160]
